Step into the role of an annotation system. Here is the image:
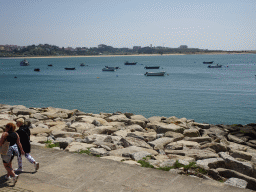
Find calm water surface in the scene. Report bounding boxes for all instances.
[1,54,256,125]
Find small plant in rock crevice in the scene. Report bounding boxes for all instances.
[44,140,60,148]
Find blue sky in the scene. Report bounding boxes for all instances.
[0,0,255,50]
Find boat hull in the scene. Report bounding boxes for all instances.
[65,68,76,70]
[144,66,160,69]
[208,65,222,68]
[203,61,214,64]
[124,62,137,65]
[102,68,115,71]
[145,72,165,76]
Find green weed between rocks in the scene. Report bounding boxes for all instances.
[137,159,208,177]
[157,161,197,171]
[77,149,91,155]
[74,149,101,157]
[44,140,60,148]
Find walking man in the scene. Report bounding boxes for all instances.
[15,118,39,172]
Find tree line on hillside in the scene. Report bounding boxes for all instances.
[0,43,238,57]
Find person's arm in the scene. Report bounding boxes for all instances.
[16,133,25,155]
[0,132,8,146]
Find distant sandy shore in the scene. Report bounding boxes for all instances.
[5,52,249,59]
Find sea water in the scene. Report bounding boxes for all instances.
[0,54,256,125]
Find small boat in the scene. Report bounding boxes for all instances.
[102,67,115,71]
[48,64,53,67]
[65,67,76,70]
[144,71,166,76]
[34,68,40,72]
[208,64,222,68]
[124,61,137,65]
[105,66,120,69]
[203,61,214,64]
[80,63,85,66]
[144,66,160,69]
[20,59,29,66]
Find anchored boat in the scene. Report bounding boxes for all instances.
[102,66,115,71]
[144,71,166,76]
[203,61,214,64]
[208,64,222,68]
[20,59,29,66]
[124,61,137,65]
[144,66,160,69]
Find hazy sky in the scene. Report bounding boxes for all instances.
[1,0,255,50]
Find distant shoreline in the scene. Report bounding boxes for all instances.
[2,52,251,59]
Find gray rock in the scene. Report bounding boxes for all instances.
[164,132,184,141]
[131,151,152,161]
[156,123,185,134]
[200,142,227,153]
[159,159,177,168]
[55,137,75,149]
[89,148,108,156]
[184,137,212,143]
[228,134,245,144]
[165,142,183,150]
[119,137,152,149]
[196,158,225,170]
[219,152,253,177]
[108,146,158,157]
[183,129,200,137]
[230,150,252,161]
[224,177,248,189]
[165,149,219,160]
[192,122,210,129]
[148,137,174,150]
[92,119,101,126]
[178,159,190,166]
[217,168,256,190]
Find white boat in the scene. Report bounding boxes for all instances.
[144,71,165,76]
[20,59,29,66]
[102,67,115,71]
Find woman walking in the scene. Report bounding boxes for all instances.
[15,118,39,172]
[0,123,25,184]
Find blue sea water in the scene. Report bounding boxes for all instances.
[1,54,256,125]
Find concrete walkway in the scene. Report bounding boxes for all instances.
[0,145,253,192]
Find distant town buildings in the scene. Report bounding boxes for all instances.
[179,45,188,49]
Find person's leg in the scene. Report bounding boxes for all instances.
[25,153,35,164]
[25,153,39,171]
[16,155,23,170]
[3,162,15,177]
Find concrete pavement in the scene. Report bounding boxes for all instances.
[0,145,253,192]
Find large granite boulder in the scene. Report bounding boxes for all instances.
[65,142,96,152]
[127,131,157,142]
[165,149,219,160]
[119,137,152,149]
[148,137,174,150]
[183,129,200,137]
[219,152,253,177]
[108,146,158,157]
[196,158,225,170]
[105,114,130,122]
[217,168,256,190]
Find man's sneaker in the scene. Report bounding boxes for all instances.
[13,174,19,184]
[34,162,39,171]
[14,167,23,172]
[5,175,11,180]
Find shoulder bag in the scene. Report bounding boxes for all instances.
[0,141,10,155]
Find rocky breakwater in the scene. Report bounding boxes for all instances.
[1,104,256,191]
